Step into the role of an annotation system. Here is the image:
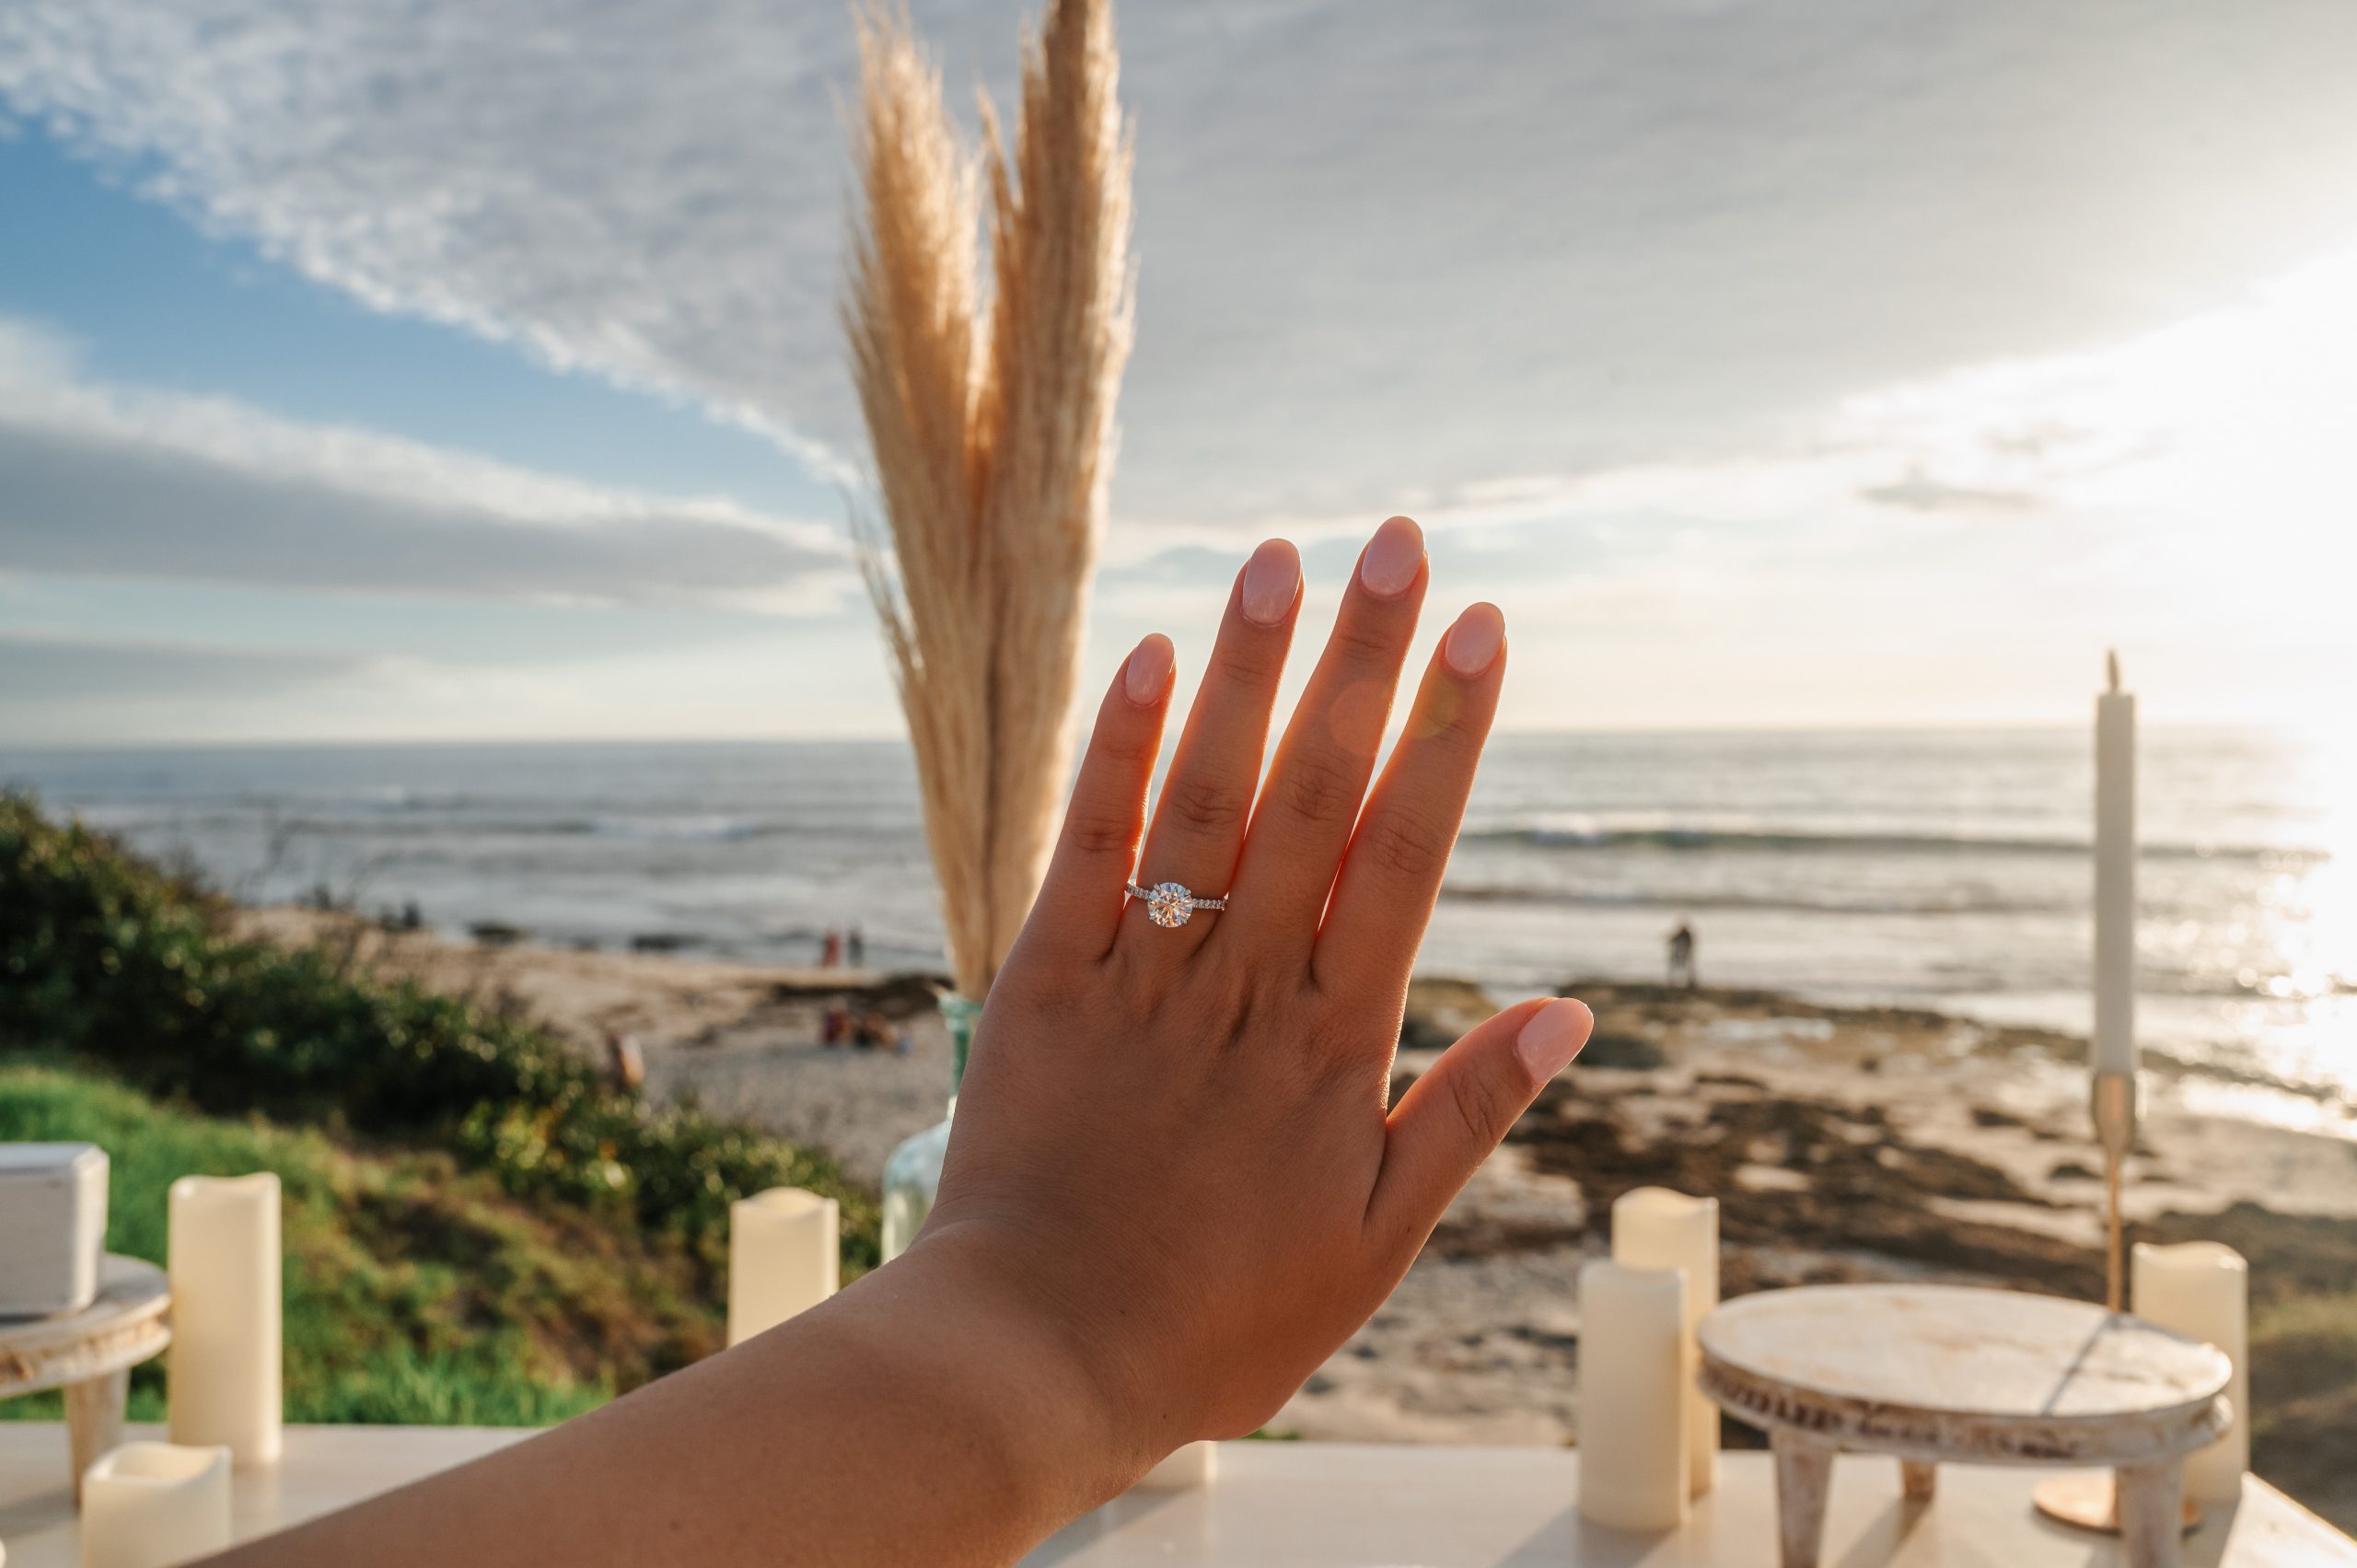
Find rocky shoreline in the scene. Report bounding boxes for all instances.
[235,909,2357,1527]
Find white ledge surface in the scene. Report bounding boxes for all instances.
[0,1425,2348,1566]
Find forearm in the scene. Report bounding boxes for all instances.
[209,1231,1138,1568]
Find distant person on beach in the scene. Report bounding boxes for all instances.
[601,1030,644,1093]
[1667,919,1698,990]
[821,928,843,968]
[220,519,1593,1568]
[849,925,866,968]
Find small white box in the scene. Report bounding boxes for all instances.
[0,1142,110,1317]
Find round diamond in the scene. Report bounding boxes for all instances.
[1147,880,1193,927]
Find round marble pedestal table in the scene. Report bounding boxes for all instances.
[1698,1284,2230,1568]
[0,1256,171,1504]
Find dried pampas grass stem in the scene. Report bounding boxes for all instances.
[845,0,1134,998]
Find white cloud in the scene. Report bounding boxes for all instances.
[6,0,2357,532]
[0,319,854,611]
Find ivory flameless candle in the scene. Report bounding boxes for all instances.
[79,1442,231,1568]
[727,1188,840,1346]
[2094,653,2137,1080]
[2133,1241,2248,1501]
[1576,1260,1689,1532]
[166,1173,282,1467]
[1610,1187,1718,1496]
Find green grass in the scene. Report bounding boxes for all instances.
[0,1059,724,1426]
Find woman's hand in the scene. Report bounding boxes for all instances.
[916,515,1593,1467]
[207,517,1591,1568]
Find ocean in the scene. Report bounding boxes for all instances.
[9,728,2351,1108]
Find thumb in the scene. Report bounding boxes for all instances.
[1368,996,1593,1246]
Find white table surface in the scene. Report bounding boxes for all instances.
[0,1423,2350,1566]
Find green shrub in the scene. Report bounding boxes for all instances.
[0,795,877,1273]
[0,1060,707,1423]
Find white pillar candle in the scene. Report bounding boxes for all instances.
[166,1173,281,1467]
[2133,1241,2248,1501]
[1576,1260,1689,1532]
[1611,1187,1719,1497]
[2093,652,2137,1079]
[80,1442,231,1568]
[727,1187,840,1346]
[1132,1441,1216,1492]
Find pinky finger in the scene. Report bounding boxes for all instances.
[1365,996,1593,1250]
[1016,634,1176,966]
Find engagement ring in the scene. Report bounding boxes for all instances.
[1126,879,1229,929]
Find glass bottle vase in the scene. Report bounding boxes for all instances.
[880,993,981,1262]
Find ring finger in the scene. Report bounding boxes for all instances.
[1120,539,1303,955]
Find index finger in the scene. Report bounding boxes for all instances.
[1011,633,1175,970]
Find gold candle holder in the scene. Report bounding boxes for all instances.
[2033,1073,2198,1536]
[2093,1070,2134,1312]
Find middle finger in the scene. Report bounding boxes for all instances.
[1218,516,1427,959]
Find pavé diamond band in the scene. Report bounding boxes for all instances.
[1125,879,1230,929]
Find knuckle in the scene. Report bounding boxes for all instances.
[1094,724,1154,767]
[1358,809,1453,881]
[1280,751,1364,828]
[1444,1066,1515,1151]
[1412,698,1482,757]
[1213,639,1283,695]
[1164,774,1247,836]
[1330,614,1399,668]
[1061,815,1136,859]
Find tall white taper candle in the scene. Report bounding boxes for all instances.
[1610,1187,1719,1497]
[2094,652,2136,1078]
[1576,1260,1689,1532]
[726,1187,840,1346]
[2133,1241,2248,1502]
[79,1442,232,1568]
[166,1173,282,1467]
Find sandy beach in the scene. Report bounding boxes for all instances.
[237,906,2357,1522]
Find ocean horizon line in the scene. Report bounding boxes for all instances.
[1,715,2310,757]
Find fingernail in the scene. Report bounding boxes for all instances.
[1356,516,1424,599]
[1239,539,1301,627]
[1515,999,1593,1084]
[1124,633,1174,705]
[1443,603,1505,678]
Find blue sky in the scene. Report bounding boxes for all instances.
[4,0,2355,743]
[0,134,830,511]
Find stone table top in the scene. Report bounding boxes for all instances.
[1700,1283,2232,1465]
[0,1428,2350,1566]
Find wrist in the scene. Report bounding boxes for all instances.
[871,1220,1167,1508]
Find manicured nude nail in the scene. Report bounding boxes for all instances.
[1239,539,1301,626]
[1356,515,1425,599]
[1442,603,1506,677]
[1124,633,1174,705]
[1515,998,1593,1083]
